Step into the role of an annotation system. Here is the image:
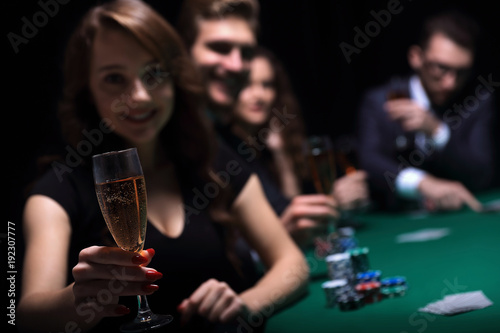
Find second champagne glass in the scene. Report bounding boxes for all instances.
[304,136,338,257]
[92,148,173,332]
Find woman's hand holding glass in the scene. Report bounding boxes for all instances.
[332,170,369,211]
[92,148,172,332]
[280,194,339,247]
[72,246,161,318]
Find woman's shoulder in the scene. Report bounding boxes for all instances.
[31,161,92,191]
[29,162,94,220]
[212,139,253,197]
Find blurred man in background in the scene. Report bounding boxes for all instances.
[358,9,495,211]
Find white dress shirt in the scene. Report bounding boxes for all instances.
[395,75,451,199]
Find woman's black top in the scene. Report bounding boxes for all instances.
[215,123,292,216]
[29,142,264,332]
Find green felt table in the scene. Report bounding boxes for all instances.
[266,190,500,333]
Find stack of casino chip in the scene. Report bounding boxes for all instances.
[336,227,359,252]
[321,279,364,311]
[380,276,408,298]
[320,227,408,310]
[325,252,355,282]
[355,281,383,304]
[348,247,370,274]
[323,227,359,256]
[321,279,349,308]
[336,290,365,311]
[350,274,408,305]
[356,270,381,283]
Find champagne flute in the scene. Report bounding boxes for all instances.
[334,138,371,228]
[92,148,172,332]
[304,136,338,256]
[306,136,336,196]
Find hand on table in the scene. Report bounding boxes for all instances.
[72,246,161,318]
[280,194,339,245]
[332,171,369,211]
[178,279,248,325]
[384,99,441,136]
[418,175,482,212]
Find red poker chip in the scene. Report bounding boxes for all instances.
[364,293,384,304]
[355,281,381,291]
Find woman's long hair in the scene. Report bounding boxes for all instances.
[57,0,240,263]
[238,46,307,191]
[60,0,210,185]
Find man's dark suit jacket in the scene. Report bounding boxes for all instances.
[357,75,496,210]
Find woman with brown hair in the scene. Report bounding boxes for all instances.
[224,47,307,198]
[17,1,308,332]
[222,46,369,245]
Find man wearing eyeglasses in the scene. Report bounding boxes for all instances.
[358,9,495,212]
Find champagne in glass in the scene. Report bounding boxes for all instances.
[304,136,338,257]
[333,137,370,228]
[95,175,147,253]
[93,148,172,332]
[307,138,336,195]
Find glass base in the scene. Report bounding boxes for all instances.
[120,314,173,332]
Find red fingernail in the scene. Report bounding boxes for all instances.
[145,270,163,281]
[146,248,155,257]
[132,254,148,265]
[115,305,130,315]
[142,284,159,293]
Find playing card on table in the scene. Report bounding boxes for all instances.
[418,291,493,315]
[396,228,451,243]
[480,199,500,213]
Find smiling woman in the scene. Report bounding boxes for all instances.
[89,27,175,145]
[18,1,308,332]
[58,0,206,169]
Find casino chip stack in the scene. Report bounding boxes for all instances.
[348,247,370,274]
[380,276,408,298]
[320,228,408,310]
[355,281,383,304]
[326,253,355,282]
[321,279,349,308]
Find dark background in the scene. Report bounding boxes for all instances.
[6,0,500,223]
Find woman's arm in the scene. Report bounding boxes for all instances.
[18,195,160,333]
[177,175,309,326]
[18,195,83,332]
[232,174,309,314]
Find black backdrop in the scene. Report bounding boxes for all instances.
[6,0,500,223]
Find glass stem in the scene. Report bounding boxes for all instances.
[136,295,154,322]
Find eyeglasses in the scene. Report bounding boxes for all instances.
[423,59,472,80]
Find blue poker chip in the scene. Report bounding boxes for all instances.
[356,270,382,282]
[339,237,359,252]
[380,276,407,287]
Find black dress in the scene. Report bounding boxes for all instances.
[29,142,264,333]
[215,123,291,216]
